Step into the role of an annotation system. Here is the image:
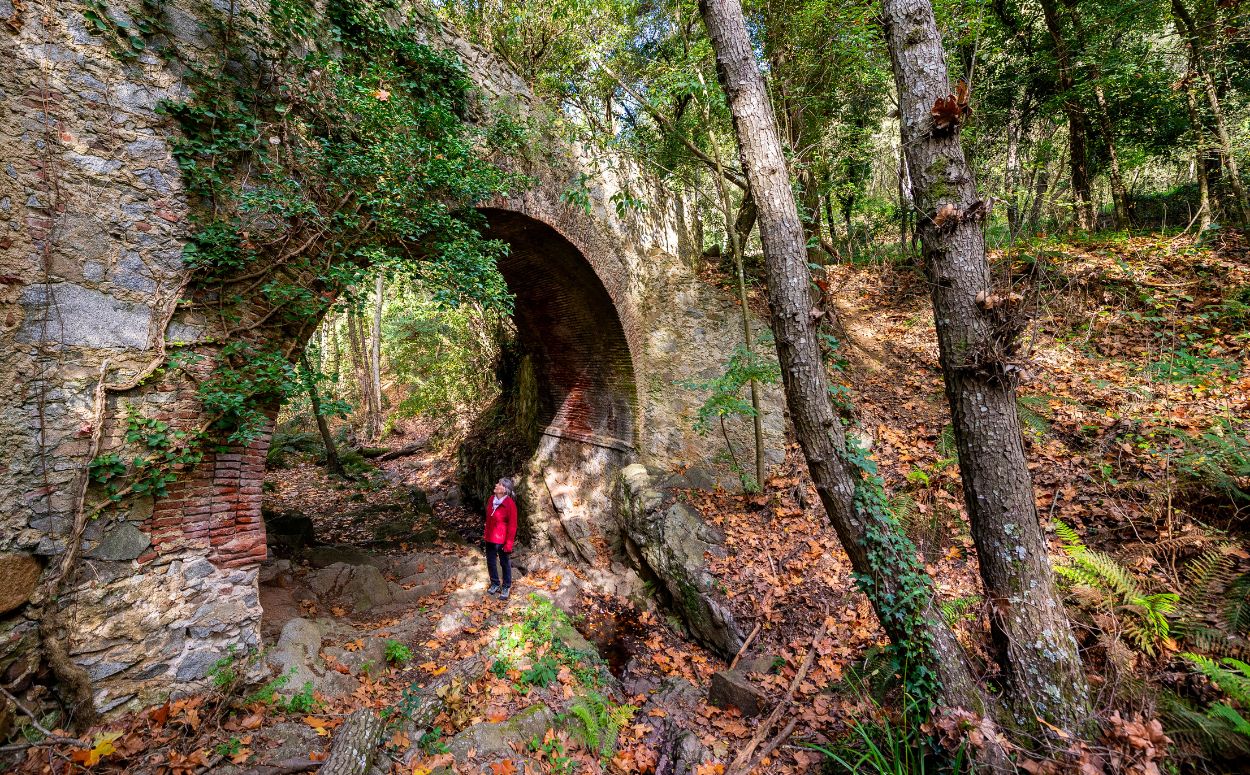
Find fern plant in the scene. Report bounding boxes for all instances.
[563,691,635,763]
[1015,394,1054,438]
[1160,654,1250,758]
[1052,521,1178,655]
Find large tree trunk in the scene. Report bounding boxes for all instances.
[880,0,1093,739]
[697,0,993,722]
[1040,0,1095,231]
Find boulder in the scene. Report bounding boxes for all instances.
[708,669,768,717]
[307,562,395,614]
[86,522,150,562]
[0,553,42,615]
[616,465,745,658]
[266,618,356,699]
[302,545,383,569]
[447,704,555,762]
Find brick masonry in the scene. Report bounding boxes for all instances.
[0,0,785,713]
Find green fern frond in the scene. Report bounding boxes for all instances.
[1159,691,1250,756]
[1015,395,1053,437]
[1208,703,1250,737]
[1182,653,1250,707]
[889,492,918,530]
[1225,572,1250,637]
[1052,520,1086,557]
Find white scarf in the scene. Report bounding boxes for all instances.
[491,495,504,511]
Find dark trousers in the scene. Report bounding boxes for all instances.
[484,542,511,588]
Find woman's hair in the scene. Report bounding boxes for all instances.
[497,477,515,499]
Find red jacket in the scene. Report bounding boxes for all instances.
[483,496,517,552]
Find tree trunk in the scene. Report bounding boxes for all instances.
[1184,85,1212,231]
[320,709,384,775]
[300,352,349,479]
[346,311,372,438]
[370,274,385,440]
[1040,0,1095,231]
[1173,0,1250,225]
[698,0,993,723]
[1092,83,1131,230]
[880,0,1093,739]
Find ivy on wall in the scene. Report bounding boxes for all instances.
[85,0,530,505]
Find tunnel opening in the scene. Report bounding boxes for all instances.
[457,208,639,559]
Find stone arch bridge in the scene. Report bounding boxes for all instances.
[0,1,783,712]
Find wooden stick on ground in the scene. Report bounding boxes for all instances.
[740,717,799,774]
[729,623,762,671]
[727,611,829,774]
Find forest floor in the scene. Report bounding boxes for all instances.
[8,231,1248,774]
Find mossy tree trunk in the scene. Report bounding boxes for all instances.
[880,0,1093,740]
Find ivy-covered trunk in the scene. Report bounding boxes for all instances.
[697,0,994,722]
[880,0,1093,739]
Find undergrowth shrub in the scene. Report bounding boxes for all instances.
[562,691,635,763]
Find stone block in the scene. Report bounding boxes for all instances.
[708,669,768,717]
[17,283,153,349]
[0,553,42,614]
[87,522,151,561]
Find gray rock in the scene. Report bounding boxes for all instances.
[303,545,382,568]
[175,647,223,682]
[87,522,150,561]
[708,669,768,717]
[17,283,153,349]
[616,465,745,658]
[447,704,555,761]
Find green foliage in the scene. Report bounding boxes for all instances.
[680,343,780,492]
[89,411,204,505]
[1161,654,1250,758]
[841,434,942,710]
[940,595,981,627]
[214,736,245,759]
[417,727,450,754]
[384,639,413,665]
[1015,394,1053,438]
[1052,520,1177,655]
[281,682,319,713]
[521,655,560,688]
[1146,349,1242,385]
[808,701,966,775]
[562,691,635,763]
[529,732,575,775]
[1154,419,1250,507]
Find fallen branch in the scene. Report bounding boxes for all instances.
[320,708,384,775]
[245,757,325,775]
[375,444,422,461]
[729,623,762,671]
[0,686,85,751]
[727,610,828,774]
[738,717,798,774]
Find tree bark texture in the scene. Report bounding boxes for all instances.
[320,709,384,775]
[880,0,1093,737]
[697,0,991,720]
[370,274,385,440]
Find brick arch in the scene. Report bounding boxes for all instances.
[480,207,637,451]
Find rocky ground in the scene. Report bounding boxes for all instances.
[4,233,1247,774]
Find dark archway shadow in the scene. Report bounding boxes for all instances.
[458,209,638,531]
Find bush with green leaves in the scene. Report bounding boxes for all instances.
[562,691,635,763]
[384,639,413,665]
[1161,654,1250,760]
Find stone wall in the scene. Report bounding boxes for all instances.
[0,0,785,714]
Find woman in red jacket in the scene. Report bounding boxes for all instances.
[483,477,518,599]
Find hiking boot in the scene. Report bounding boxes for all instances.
[498,586,511,600]
[487,583,500,595]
